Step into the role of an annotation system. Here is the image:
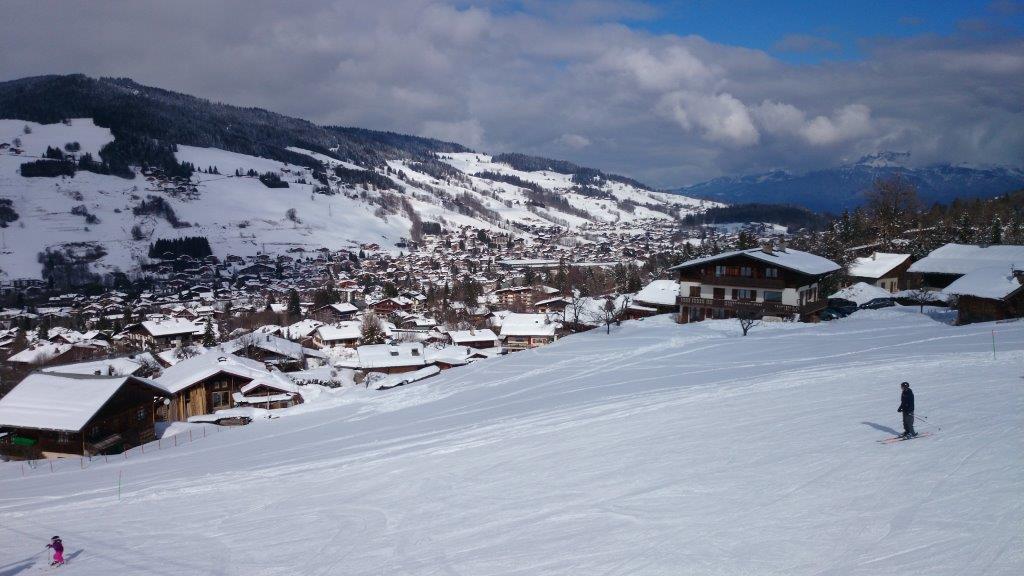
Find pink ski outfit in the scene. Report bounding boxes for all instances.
[47,537,64,565]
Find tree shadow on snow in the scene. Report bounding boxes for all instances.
[862,421,899,436]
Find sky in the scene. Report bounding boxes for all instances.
[1,0,1023,188]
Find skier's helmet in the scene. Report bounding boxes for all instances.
[51,536,60,540]
[901,381,910,388]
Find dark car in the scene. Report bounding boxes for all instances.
[827,298,858,316]
[859,297,895,309]
[820,308,847,321]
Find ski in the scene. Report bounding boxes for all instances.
[877,432,933,444]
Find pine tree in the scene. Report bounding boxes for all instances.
[990,216,1003,245]
[287,289,301,318]
[202,319,216,347]
[956,213,974,243]
[360,312,387,345]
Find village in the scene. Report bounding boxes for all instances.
[0,200,1021,462]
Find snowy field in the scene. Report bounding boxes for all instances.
[1,308,1022,575]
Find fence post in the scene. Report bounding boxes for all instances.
[189,429,193,443]
[21,463,25,478]
[49,460,53,473]
[174,435,178,447]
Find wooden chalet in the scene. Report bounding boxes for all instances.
[909,243,1024,289]
[0,373,168,459]
[847,252,912,293]
[123,318,203,348]
[153,351,288,421]
[447,329,501,349]
[670,245,840,323]
[498,313,557,351]
[943,268,1024,324]
[220,333,325,370]
[309,302,359,323]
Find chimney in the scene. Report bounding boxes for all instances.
[761,241,773,255]
[777,239,787,253]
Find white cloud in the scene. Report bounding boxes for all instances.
[0,0,1019,187]
[556,133,592,149]
[659,91,760,147]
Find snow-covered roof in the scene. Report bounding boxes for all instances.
[141,318,204,337]
[357,343,428,368]
[328,302,358,314]
[829,282,894,306]
[848,252,911,279]
[633,280,680,306]
[448,329,499,344]
[221,333,323,360]
[6,342,72,365]
[669,247,840,276]
[943,267,1024,300]
[284,319,324,339]
[0,373,162,432]
[316,322,362,342]
[40,354,153,377]
[370,365,441,390]
[240,371,300,395]
[500,313,557,337]
[154,351,269,395]
[908,243,1024,276]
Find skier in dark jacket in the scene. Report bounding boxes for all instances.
[897,382,916,438]
[46,535,64,566]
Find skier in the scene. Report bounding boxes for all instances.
[897,382,916,438]
[46,535,64,566]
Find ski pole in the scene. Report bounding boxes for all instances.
[914,413,940,431]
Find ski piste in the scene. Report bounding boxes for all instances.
[877,432,934,444]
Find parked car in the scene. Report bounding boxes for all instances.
[859,297,896,310]
[820,308,847,321]
[827,298,858,316]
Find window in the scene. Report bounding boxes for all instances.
[740,266,752,277]
[411,348,420,356]
[715,265,725,277]
[734,289,754,301]
[212,391,229,408]
[689,285,701,297]
[764,291,783,303]
[765,267,779,278]
[137,407,147,422]
[713,287,725,300]
[57,432,70,444]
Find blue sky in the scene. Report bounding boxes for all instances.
[617,0,1024,63]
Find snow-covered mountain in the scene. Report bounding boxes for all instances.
[0,75,711,280]
[1,310,1020,574]
[676,151,1024,213]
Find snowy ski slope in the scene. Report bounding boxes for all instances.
[1,308,1022,575]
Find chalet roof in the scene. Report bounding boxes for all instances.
[40,353,156,377]
[668,247,840,276]
[6,342,73,364]
[943,267,1024,300]
[499,313,557,337]
[448,329,499,344]
[908,243,1024,276]
[154,351,269,395]
[357,343,427,368]
[0,373,164,432]
[221,333,325,360]
[141,318,204,337]
[315,322,362,342]
[634,280,680,306]
[829,282,893,306]
[848,252,911,279]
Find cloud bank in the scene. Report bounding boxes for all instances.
[1,0,1021,187]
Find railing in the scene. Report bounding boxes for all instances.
[678,296,828,317]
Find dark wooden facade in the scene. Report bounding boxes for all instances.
[676,253,830,323]
[956,291,1024,325]
[0,378,165,459]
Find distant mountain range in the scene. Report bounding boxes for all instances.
[674,152,1024,213]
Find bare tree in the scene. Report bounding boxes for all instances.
[905,284,934,313]
[737,310,761,336]
[865,176,920,250]
[562,289,589,332]
[589,295,632,335]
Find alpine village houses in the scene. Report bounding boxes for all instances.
[671,244,840,323]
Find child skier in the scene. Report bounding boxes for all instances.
[897,382,916,438]
[46,535,64,566]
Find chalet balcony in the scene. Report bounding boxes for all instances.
[677,296,828,317]
[696,273,786,289]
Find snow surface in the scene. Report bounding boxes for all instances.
[1,310,1022,574]
[670,247,841,276]
[633,279,679,306]
[943,267,1024,300]
[830,282,895,305]
[848,252,911,279]
[908,243,1024,276]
